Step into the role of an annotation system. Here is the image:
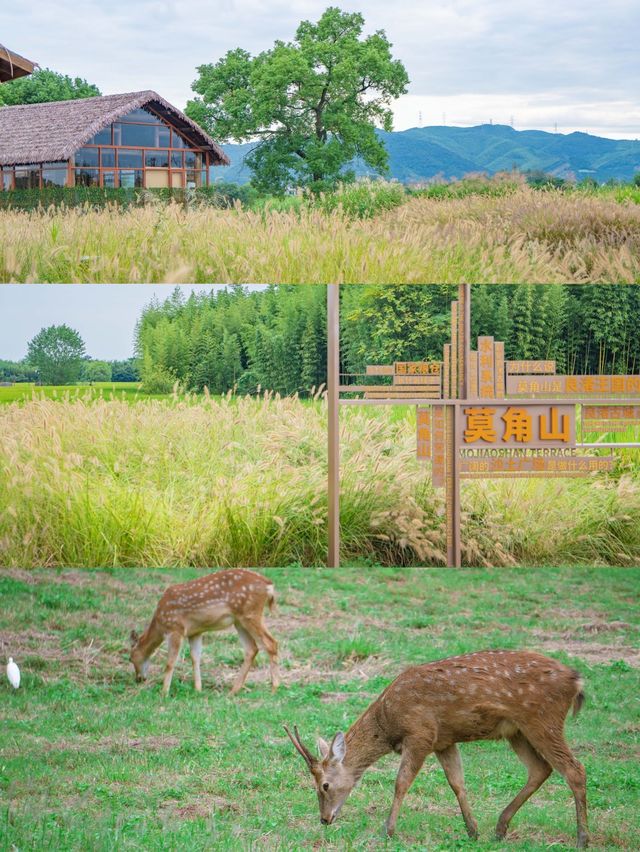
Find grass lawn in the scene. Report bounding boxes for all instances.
[1,564,638,850]
[0,382,161,404]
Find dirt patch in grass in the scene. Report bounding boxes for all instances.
[572,620,632,635]
[0,628,63,660]
[159,795,239,821]
[319,691,378,703]
[46,734,181,753]
[534,638,640,667]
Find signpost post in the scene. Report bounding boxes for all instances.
[328,285,640,567]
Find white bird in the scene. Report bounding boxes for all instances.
[6,657,20,689]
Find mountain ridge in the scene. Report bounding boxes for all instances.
[211,123,640,185]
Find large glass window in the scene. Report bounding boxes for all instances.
[2,170,13,190]
[171,152,184,168]
[75,169,100,187]
[158,127,170,147]
[124,108,163,124]
[118,150,143,168]
[102,171,116,188]
[101,148,116,167]
[75,148,100,167]
[120,123,159,147]
[42,164,68,187]
[185,151,202,169]
[172,132,187,148]
[145,150,169,168]
[14,166,40,189]
[119,169,143,188]
[88,127,112,145]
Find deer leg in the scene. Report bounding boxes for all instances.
[522,728,588,849]
[162,632,183,696]
[238,615,281,692]
[495,732,552,840]
[436,744,478,840]
[230,624,258,696]
[385,740,430,837]
[189,634,204,692]
[255,618,281,692]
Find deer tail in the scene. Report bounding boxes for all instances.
[572,672,585,717]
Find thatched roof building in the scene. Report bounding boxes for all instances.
[0,90,229,191]
[0,45,36,82]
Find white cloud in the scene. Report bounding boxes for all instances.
[3,0,638,138]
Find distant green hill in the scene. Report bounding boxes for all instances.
[212,124,640,185]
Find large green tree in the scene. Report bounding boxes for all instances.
[27,325,86,385]
[0,68,100,106]
[187,7,409,193]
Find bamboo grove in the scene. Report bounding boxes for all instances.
[135,285,640,396]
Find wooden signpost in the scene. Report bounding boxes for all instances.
[327,284,640,568]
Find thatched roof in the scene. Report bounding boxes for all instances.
[0,45,36,83]
[0,90,230,167]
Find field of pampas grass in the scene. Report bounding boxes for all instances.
[1,393,639,568]
[1,188,639,283]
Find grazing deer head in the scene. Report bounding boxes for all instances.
[286,650,588,848]
[129,570,279,696]
[129,629,150,682]
[284,727,356,825]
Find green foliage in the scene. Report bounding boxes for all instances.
[0,68,100,106]
[315,179,406,218]
[187,7,409,193]
[135,284,640,400]
[81,360,112,383]
[0,359,38,383]
[140,353,178,395]
[26,325,86,385]
[0,184,260,212]
[109,358,140,382]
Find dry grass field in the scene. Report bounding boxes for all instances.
[1,394,639,568]
[1,189,639,283]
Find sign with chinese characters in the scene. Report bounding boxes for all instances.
[461,405,576,448]
[583,405,640,433]
[417,407,431,459]
[395,361,441,375]
[507,375,640,396]
[330,284,640,569]
[460,455,615,476]
[507,360,556,374]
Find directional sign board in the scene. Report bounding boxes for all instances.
[329,285,640,569]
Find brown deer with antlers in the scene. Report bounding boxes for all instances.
[286,650,588,848]
[130,569,280,696]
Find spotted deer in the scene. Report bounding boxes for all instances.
[286,650,588,848]
[130,569,280,696]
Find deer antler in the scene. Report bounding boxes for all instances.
[284,724,316,767]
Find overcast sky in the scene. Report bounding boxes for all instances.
[0,285,254,361]
[3,1,638,139]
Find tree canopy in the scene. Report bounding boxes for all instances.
[0,68,101,106]
[27,325,86,385]
[186,7,409,193]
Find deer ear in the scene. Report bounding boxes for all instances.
[317,737,330,760]
[330,732,346,763]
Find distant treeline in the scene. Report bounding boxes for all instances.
[0,357,139,384]
[135,285,640,395]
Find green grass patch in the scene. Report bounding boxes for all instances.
[0,382,169,404]
[0,564,638,850]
